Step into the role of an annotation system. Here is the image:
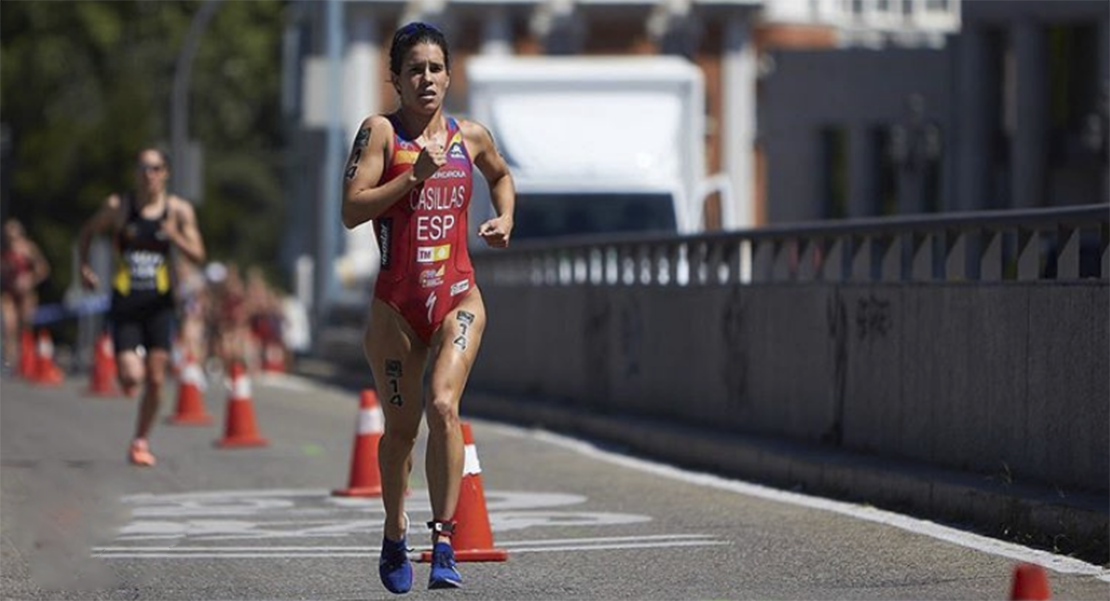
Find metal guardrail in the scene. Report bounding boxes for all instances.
[476,204,1110,286]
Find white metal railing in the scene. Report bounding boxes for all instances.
[476,205,1110,287]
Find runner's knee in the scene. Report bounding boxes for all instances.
[118,359,143,386]
[146,368,166,389]
[381,428,419,456]
[382,415,420,444]
[425,396,459,433]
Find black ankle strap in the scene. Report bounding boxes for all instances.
[427,520,456,537]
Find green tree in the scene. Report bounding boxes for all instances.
[189,0,287,284]
[0,0,287,315]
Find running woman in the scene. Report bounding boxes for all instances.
[341,22,515,593]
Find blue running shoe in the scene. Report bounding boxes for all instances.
[379,531,413,594]
[428,542,463,589]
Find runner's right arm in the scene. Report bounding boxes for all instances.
[341,115,445,228]
[77,195,123,290]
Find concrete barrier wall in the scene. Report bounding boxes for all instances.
[473,280,1109,493]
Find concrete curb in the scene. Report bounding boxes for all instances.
[463,389,1109,565]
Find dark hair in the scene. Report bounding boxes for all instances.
[389,22,450,75]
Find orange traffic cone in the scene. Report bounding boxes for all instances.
[214,360,268,447]
[420,421,508,563]
[18,328,37,381]
[33,329,64,386]
[1010,563,1051,600]
[332,389,384,496]
[85,332,118,397]
[167,350,214,425]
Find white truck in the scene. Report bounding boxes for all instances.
[465,55,731,243]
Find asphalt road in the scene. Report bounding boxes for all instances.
[2,370,1107,600]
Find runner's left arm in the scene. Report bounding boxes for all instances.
[165,198,207,264]
[463,120,515,249]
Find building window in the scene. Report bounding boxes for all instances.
[820,127,850,219]
[880,95,944,215]
[872,126,899,216]
[1047,24,1102,163]
[921,123,943,213]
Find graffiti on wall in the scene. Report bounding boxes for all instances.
[619,296,643,380]
[855,294,892,341]
[721,288,748,409]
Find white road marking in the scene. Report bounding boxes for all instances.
[114,509,652,542]
[101,488,714,560]
[95,553,372,559]
[95,533,717,553]
[252,373,317,391]
[505,533,715,546]
[509,540,732,553]
[92,535,729,559]
[122,489,324,503]
[514,426,1110,581]
[123,489,589,514]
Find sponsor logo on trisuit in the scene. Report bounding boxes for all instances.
[430,168,467,180]
[378,219,392,269]
[421,265,446,288]
[417,244,451,264]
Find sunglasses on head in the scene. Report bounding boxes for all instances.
[137,163,166,173]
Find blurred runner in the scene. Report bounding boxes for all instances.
[244,266,286,374]
[175,259,209,372]
[1,219,51,372]
[214,262,250,373]
[77,147,206,467]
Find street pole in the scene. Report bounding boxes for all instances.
[0,121,9,222]
[171,0,223,204]
[316,0,345,331]
[1098,84,1109,204]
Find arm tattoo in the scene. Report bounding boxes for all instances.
[345,127,371,180]
[354,127,371,149]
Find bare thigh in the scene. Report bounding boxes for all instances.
[1,294,16,333]
[427,287,487,405]
[145,348,170,387]
[117,350,145,383]
[1,294,16,360]
[16,291,37,324]
[364,299,428,435]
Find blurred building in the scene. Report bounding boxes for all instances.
[757,0,956,222]
[758,0,1108,221]
[954,1,1108,213]
[760,0,958,49]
